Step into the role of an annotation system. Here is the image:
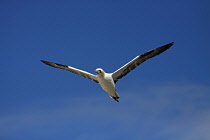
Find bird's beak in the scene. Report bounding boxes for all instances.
[94,70,98,74]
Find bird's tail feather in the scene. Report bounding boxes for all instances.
[115,92,120,98]
[109,92,120,102]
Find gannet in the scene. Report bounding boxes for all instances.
[41,42,174,102]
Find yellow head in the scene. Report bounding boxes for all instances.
[94,68,105,75]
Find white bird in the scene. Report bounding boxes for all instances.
[41,42,174,102]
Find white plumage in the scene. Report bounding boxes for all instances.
[41,42,174,102]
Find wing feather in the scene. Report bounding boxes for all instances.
[41,60,99,83]
[112,42,174,83]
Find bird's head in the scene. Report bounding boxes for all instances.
[94,68,105,75]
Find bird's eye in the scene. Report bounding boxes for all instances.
[98,70,101,73]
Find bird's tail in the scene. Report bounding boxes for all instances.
[115,92,120,99]
[110,92,120,102]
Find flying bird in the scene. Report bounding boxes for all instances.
[41,42,174,102]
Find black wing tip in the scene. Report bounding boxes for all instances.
[41,60,68,68]
[160,42,174,50]
[41,60,46,63]
[40,60,54,67]
[41,60,51,65]
[167,42,174,47]
[170,42,174,45]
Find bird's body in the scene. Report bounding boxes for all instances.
[95,69,119,101]
[97,73,115,96]
[41,42,174,102]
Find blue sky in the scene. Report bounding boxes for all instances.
[1,0,210,140]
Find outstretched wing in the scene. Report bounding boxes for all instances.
[41,60,99,83]
[112,42,174,83]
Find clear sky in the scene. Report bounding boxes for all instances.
[1,0,210,140]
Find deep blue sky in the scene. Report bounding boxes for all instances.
[1,0,210,140]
